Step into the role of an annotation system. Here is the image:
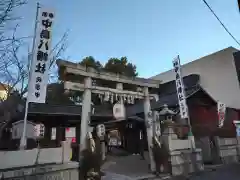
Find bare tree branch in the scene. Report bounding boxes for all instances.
[0,0,69,140]
[0,0,26,28]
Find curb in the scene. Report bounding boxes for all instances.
[135,174,171,180]
[183,163,237,179]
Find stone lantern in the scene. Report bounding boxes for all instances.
[159,104,176,124]
[159,104,178,149]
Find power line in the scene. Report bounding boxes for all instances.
[202,0,240,47]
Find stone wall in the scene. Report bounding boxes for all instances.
[161,126,204,176]
[0,162,78,180]
[170,149,204,176]
[0,141,72,169]
[214,137,239,164]
[195,137,212,163]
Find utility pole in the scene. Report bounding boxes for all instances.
[238,0,240,12]
[20,2,40,150]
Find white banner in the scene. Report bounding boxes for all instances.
[173,56,188,119]
[217,101,226,127]
[28,9,54,103]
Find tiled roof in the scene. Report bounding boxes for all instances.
[126,74,201,116]
[28,102,113,117]
[28,74,201,118]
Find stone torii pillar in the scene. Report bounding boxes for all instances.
[143,87,155,172]
[80,77,92,155]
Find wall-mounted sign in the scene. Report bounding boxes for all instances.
[173,56,188,119]
[65,127,76,138]
[65,127,76,143]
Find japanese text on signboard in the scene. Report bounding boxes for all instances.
[173,56,188,119]
[28,9,54,103]
[217,101,226,127]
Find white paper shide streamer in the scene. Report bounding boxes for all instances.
[102,91,137,104]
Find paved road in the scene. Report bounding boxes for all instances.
[102,164,240,180]
[102,148,240,180]
[186,164,240,180]
[102,172,134,180]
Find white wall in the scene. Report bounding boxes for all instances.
[0,148,62,169]
[0,141,72,169]
[151,47,240,109]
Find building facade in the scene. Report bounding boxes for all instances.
[151,47,240,110]
[0,83,9,101]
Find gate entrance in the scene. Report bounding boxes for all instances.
[56,59,160,173]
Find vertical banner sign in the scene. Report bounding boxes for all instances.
[217,101,226,127]
[237,125,240,137]
[233,121,240,137]
[173,56,188,119]
[28,9,54,103]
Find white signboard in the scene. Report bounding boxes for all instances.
[51,127,56,140]
[28,9,55,103]
[65,127,76,138]
[217,101,226,127]
[173,56,188,119]
[65,127,76,143]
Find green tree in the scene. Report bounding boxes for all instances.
[104,57,138,77]
[79,56,138,77]
[80,56,103,71]
[46,83,74,105]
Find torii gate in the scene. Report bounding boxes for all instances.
[56,59,160,171]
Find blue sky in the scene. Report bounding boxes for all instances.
[15,0,240,77]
